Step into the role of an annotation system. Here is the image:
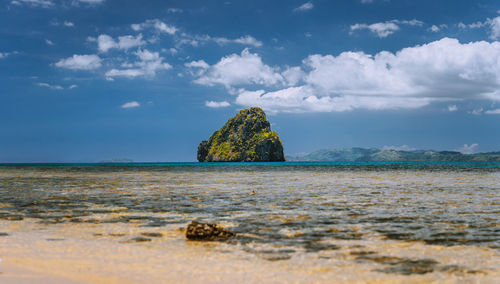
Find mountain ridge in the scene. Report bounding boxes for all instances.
[287,148,500,162]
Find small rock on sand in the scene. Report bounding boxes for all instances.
[186,221,234,241]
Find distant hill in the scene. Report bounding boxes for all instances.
[287,148,500,162]
[98,158,134,163]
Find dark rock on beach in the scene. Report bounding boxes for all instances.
[186,221,235,241]
[197,107,285,162]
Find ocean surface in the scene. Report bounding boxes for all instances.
[0,162,499,283]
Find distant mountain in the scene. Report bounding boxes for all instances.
[98,158,134,163]
[287,148,500,162]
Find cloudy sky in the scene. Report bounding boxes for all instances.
[1,0,500,162]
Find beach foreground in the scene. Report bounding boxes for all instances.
[0,163,499,283]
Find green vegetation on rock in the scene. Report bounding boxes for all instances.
[197,107,285,162]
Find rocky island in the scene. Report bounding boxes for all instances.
[197,107,285,162]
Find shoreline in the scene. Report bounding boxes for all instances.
[1,219,499,284]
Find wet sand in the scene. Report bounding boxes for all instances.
[1,219,499,283]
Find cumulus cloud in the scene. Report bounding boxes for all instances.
[382,145,417,151]
[190,48,283,88]
[64,21,74,27]
[350,19,423,38]
[55,54,102,70]
[294,2,314,12]
[205,101,230,108]
[455,143,479,154]
[96,34,146,53]
[485,108,500,114]
[190,38,500,113]
[350,22,400,38]
[121,101,140,108]
[447,105,458,112]
[10,0,54,8]
[105,49,171,78]
[234,87,432,114]
[45,39,54,45]
[131,19,177,35]
[37,82,63,90]
[488,17,500,40]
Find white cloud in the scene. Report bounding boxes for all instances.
[361,0,373,3]
[232,35,263,47]
[185,60,209,76]
[190,49,283,88]
[350,19,424,38]
[457,16,500,40]
[63,21,74,27]
[167,8,182,13]
[430,24,448,32]
[37,82,63,90]
[10,0,54,8]
[234,86,432,114]
[350,22,400,38]
[74,0,105,4]
[488,17,500,40]
[458,21,485,29]
[121,101,140,108]
[470,107,483,115]
[105,49,172,79]
[45,39,54,45]
[131,19,177,35]
[185,60,209,69]
[177,34,263,48]
[455,143,479,154]
[382,145,417,151]
[447,105,458,112]
[304,38,500,100]
[205,101,230,108]
[0,52,7,59]
[393,19,424,26]
[485,108,500,114]
[294,2,314,12]
[55,54,102,70]
[96,34,146,53]
[282,66,305,86]
[192,38,500,113]
[430,25,440,32]
[69,84,78,89]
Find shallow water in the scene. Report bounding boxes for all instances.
[0,163,499,282]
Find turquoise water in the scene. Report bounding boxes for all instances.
[0,162,499,278]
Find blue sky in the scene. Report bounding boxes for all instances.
[1,0,500,162]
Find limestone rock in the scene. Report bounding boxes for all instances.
[197,107,285,162]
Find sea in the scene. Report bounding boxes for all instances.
[0,162,499,283]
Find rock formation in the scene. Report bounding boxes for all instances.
[197,107,285,162]
[185,221,235,241]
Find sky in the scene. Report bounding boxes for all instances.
[1,0,500,162]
